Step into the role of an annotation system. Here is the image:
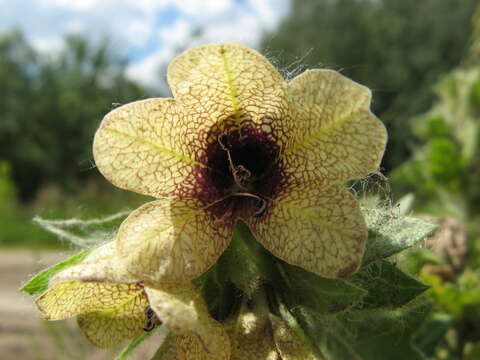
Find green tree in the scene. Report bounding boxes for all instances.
[0,30,38,200]
[0,30,150,201]
[262,0,476,172]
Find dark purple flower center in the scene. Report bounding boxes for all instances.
[195,125,283,222]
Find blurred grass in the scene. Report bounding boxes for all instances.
[0,162,151,249]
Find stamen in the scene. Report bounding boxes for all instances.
[218,133,250,190]
[218,133,231,150]
[143,306,162,332]
[143,319,155,332]
[233,192,262,200]
[253,198,267,218]
[229,192,268,218]
[234,165,251,181]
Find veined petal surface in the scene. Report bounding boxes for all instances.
[247,184,367,278]
[175,333,228,360]
[145,283,230,360]
[270,316,323,360]
[93,98,207,198]
[35,281,148,347]
[116,198,232,283]
[168,43,291,146]
[225,310,278,360]
[285,69,387,183]
[224,298,321,360]
[35,281,146,320]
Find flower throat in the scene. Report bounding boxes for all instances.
[217,133,267,217]
[200,126,283,220]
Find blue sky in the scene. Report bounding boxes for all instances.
[0,0,289,88]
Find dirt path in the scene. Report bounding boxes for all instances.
[0,250,65,360]
[0,250,162,360]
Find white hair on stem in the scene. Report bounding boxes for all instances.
[33,210,132,248]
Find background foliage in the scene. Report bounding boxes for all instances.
[262,0,477,172]
[0,30,149,202]
[3,0,480,358]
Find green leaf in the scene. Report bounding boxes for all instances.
[304,300,432,360]
[362,208,437,265]
[193,262,240,321]
[115,327,169,360]
[115,331,155,360]
[351,261,429,309]
[222,221,276,295]
[276,301,323,358]
[412,313,453,357]
[465,342,480,360]
[339,301,432,360]
[194,221,273,319]
[20,249,91,295]
[33,211,131,248]
[276,260,366,314]
[223,221,367,314]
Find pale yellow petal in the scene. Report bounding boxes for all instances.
[36,281,148,347]
[145,283,230,360]
[51,241,137,284]
[225,293,322,359]
[226,313,278,360]
[93,98,207,198]
[35,281,146,320]
[77,288,148,348]
[224,294,279,360]
[246,184,367,278]
[226,309,322,360]
[175,333,228,360]
[167,43,290,143]
[285,69,387,183]
[116,198,232,283]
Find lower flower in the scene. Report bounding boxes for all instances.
[34,242,230,359]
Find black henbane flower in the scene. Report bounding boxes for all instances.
[93,43,387,283]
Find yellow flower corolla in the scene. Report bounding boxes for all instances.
[93,43,387,282]
[34,242,230,358]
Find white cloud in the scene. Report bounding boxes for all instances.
[176,0,232,17]
[126,0,290,88]
[0,0,290,89]
[0,0,159,54]
[126,51,166,89]
[38,0,99,11]
[126,18,192,89]
[124,20,154,47]
[30,36,63,54]
[250,0,288,29]
[158,19,192,51]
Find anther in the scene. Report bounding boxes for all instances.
[143,319,155,332]
[218,133,250,189]
[218,133,231,151]
[234,165,251,181]
[143,306,162,332]
[232,193,267,217]
[253,198,267,218]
